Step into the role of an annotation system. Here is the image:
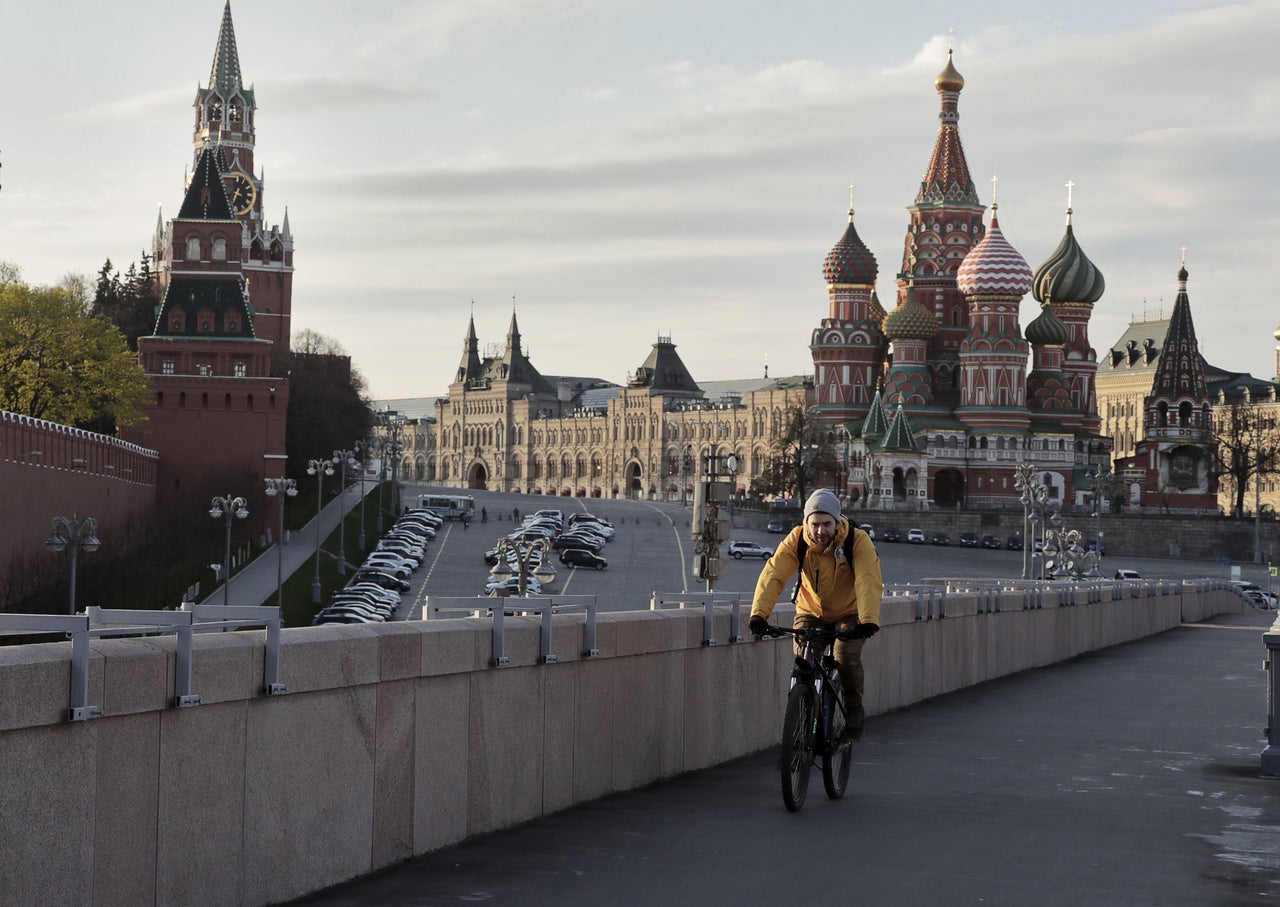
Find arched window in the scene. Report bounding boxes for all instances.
[212,237,227,260]
[186,236,201,260]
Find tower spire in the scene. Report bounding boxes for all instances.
[209,2,243,94]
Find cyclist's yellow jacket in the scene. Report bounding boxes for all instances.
[750,517,883,626]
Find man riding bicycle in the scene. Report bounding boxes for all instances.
[749,489,882,741]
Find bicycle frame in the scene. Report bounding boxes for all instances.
[774,626,844,756]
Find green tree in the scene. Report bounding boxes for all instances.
[90,255,161,350]
[0,281,151,429]
[280,329,374,484]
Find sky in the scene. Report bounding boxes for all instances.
[1,0,1277,401]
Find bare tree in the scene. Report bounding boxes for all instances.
[1212,399,1280,518]
[752,394,840,503]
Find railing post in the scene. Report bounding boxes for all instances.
[1263,616,1280,775]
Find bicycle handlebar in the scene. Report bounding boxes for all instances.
[759,624,853,642]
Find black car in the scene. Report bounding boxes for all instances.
[881,528,901,543]
[560,548,607,569]
[1006,536,1024,551]
[930,532,950,546]
[980,535,1002,550]
[353,570,411,593]
[959,532,979,547]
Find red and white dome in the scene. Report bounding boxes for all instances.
[956,213,1033,297]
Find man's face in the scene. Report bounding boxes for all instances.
[805,512,837,547]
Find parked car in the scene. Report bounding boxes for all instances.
[858,523,875,540]
[1114,569,1142,580]
[907,528,926,544]
[930,532,951,546]
[980,535,1002,549]
[1229,581,1276,608]
[353,571,411,593]
[560,548,608,569]
[881,528,901,543]
[728,540,771,560]
[483,576,542,597]
[1006,536,1024,551]
[766,518,787,534]
[959,532,979,548]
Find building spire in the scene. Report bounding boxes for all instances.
[209,2,243,95]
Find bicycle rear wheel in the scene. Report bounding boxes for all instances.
[822,679,852,800]
[780,684,814,812]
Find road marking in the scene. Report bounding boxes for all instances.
[407,523,453,619]
[642,502,689,593]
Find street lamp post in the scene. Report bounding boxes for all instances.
[45,514,101,615]
[263,478,298,608]
[352,440,369,550]
[681,444,692,507]
[1085,462,1110,578]
[1014,464,1047,581]
[208,495,249,606]
[307,456,335,605]
[488,537,556,596]
[332,448,355,574]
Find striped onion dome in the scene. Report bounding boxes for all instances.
[1025,303,1070,346]
[883,285,938,340]
[823,213,878,286]
[1032,216,1105,304]
[956,211,1033,297]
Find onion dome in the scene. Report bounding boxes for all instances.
[935,48,964,93]
[1032,212,1105,304]
[884,285,938,340]
[956,211,1033,297]
[823,212,878,286]
[1025,304,1070,346]
[869,288,887,324]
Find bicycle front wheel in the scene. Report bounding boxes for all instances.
[821,680,852,800]
[780,684,814,812]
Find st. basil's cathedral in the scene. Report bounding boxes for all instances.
[811,50,1217,512]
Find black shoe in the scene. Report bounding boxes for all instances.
[842,705,865,743]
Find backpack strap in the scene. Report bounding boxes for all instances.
[789,527,858,603]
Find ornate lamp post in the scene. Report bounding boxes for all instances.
[208,495,249,606]
[352,440,370,550]
[681,444,692,506]
[45,514,101,615]
[1014,464,1048,581]
[307,456,335,605]
[488,536,556,596]
[1085,463,1111,578]
[263,477,298,608]
[332,448,355,574]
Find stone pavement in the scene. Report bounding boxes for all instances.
[200,483,377,608]
[289,610,1280,907]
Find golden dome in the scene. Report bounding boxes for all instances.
[935,49,964,93]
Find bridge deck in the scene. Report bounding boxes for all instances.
[290,611,1280,907]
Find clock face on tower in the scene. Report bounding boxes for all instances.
[227,171,257,216]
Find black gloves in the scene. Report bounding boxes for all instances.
[851,622,879,639]
[749,615,770,637]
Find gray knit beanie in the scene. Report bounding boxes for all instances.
[803,489,841,522]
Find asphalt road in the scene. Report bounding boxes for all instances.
[395,483,1279,617]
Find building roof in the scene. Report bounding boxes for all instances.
[1100,317,1170,374]
[177,146,235,221]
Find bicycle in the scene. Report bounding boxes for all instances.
[761,624,854,811]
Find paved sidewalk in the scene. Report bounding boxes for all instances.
[290,611,1280,907]
[200,483,379,608]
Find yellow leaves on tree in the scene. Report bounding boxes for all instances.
[0,281,151,430]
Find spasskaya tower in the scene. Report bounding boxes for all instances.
[128,0,290,510]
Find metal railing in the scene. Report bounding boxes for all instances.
[649,591,749,646]
[0,605,285,721]
[426,594,599,666]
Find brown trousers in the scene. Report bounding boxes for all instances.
[793,613,865,710]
